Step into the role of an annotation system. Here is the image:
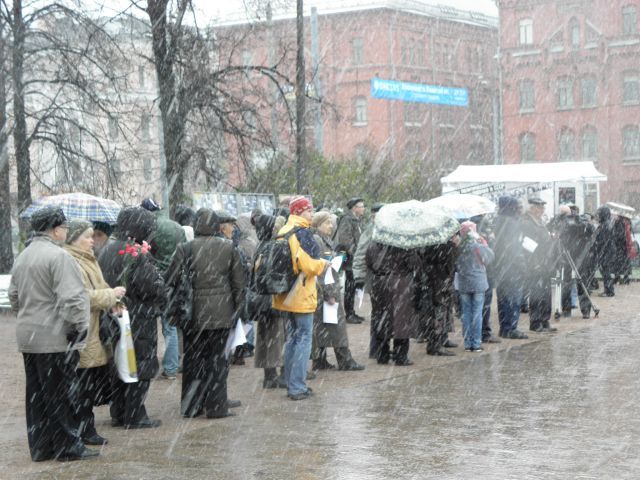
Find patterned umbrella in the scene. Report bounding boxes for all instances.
[19,192,121,224]
[372,200,459,249]
[423,193,496,220]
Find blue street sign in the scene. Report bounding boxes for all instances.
[371,78,468,106]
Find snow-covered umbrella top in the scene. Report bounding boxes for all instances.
[423,193,496,220]
[19,192,121,224]
[372,200,459,249]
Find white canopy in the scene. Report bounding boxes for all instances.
[441,161,607,185]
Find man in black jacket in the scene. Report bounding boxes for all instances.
[333,197,366,323]
[520,197,558,333]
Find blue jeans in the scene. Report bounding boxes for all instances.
[284,313,313,395]
[496,285,523,336]
[161,316,180,375]
[460,292,484,349]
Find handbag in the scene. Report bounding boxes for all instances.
[166,242,194,332]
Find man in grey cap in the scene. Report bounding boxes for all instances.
[334,197,366,323]
[9,206,95,461]
[521,196,558,333]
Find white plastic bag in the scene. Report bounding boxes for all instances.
[114,310,138,383]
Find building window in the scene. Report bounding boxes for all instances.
[143,157,152,181]
[354,97,367,125]
[623,5,638,35]
[108,116,119,141]
[557,77,574,109]
[520,132,536,163]
[138,65,145,88]
[140,114,150,141]
[352,37,364,65]
[623,125,640,160]
[519,19,533,45]
[582,128,598,160]
[519,79,535,112]
[404,103,422,127]
[569,18,580,49]
[558,129,575,161]
[623,72,640,104]
[550,30,564,50]
[586,25,599,45]
[581,76,597,107]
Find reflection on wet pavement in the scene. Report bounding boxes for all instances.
[3,310,640,479]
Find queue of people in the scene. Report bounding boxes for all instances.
[8,193,635,462]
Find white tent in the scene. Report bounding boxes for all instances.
[440,161,607,216]
[441,161,606,185]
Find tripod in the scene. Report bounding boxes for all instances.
[557,245,600,318]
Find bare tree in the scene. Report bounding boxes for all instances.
[0,12,12,272]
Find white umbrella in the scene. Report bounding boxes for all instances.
[372,200,459,249]
[605,201,635,219]
[423,193,496,220]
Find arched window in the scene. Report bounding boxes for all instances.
[558,128,575,161]
[353,96,367,125]
[520,132,536,163]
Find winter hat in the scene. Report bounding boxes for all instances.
[93,221,113,237]
[289,196,313,215]
[459,221,477,238]
[311,211,332,229]
[140,198,161,212]
[497,195,519,215]
[30,206,67,232]
[347,197,364,210]
[66,219,93,245]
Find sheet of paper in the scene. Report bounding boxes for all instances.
[324,268,335,285]
[356,288,365,309]
[323,301,339,324]
[330,255,343,272]
[522,236,538,253]
[225,318,247,359]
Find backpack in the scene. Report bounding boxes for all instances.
[253,227,301,295]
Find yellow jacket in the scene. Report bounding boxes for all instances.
[272,215,327,314]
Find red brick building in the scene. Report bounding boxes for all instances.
[498,0,640,208]
[222,1,499,184]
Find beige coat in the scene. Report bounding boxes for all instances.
[65,245,118,369]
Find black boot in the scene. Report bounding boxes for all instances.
[376,340,391,364]
[312,348,335,371]
[335,347,365,371]
[263,368,279,389]
[393,339,413,366]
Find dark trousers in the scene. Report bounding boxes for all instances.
[425,304,447,353]
[528,280,552,330]
[23,351,84,461]
[181,328,230,418]
[369,286,383,358]
[601,266,615,296]
[344,269,356,317]
[497,285,523,335]
[377,338,409,363]
[110,378,151,426]
[77,366,111,438]
[482,287,493,341]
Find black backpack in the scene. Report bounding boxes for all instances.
[253,227,301,295]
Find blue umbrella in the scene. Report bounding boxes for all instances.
[20,192,121,224]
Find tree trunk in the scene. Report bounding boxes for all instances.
[0,19,14,273]
[147,0,186,218]
[12,0,31,216]
[295,0,306,194]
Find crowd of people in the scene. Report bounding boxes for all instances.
[7,192,636,462]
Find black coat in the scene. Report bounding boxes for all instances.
[492,213,526,291]
[366,242,419,340]
[98,207,167,380]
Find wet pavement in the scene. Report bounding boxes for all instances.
[2,283,640,479]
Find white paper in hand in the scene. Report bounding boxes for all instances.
[225,318,247,359]
[330,256,343,272]
[522,236,538,253]
[356,288,365,309]
[324,268,335,285]
[323,302,339,324]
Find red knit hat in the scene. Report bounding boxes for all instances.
[289,196,313,215]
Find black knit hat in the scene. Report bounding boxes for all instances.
[30,206,67,232]
[347,197,364,210]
